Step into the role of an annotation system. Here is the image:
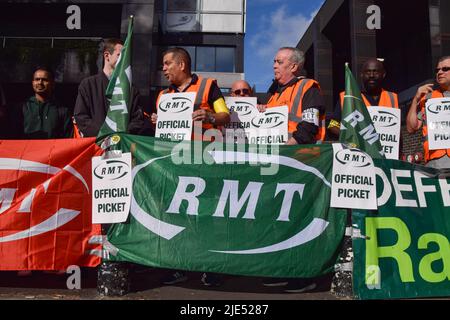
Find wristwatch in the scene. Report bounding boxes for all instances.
[208,113,216,125]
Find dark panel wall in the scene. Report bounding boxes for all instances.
[375,0,432,92]
[322,0,351,107]
[441,0,450,55]
[0,3,122,37]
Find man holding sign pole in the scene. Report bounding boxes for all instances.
[151,47,230,141]
[406,56,450,168]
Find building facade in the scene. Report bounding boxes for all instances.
[0,0,246,115]
[149,0,246,111]
[297,0,450,158]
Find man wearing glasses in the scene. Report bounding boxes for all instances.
[230,80,253,97]
[407,56,450,168]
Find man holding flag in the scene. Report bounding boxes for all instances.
[75,17,143,296]
[327,63,385,297]
[74,20,144,138]
[327,59,399,141]
[337,63,385,159]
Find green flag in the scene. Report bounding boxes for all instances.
[97,16,134,139]
[339,63,385,159]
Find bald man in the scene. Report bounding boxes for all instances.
[328,58,399,138]
[230,80,253,97]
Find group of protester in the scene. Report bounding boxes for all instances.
[0,37,449,292]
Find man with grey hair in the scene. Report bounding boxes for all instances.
[260,47,325,145]
[260,47,325,292]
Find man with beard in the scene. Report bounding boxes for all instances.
[15,66,72,139]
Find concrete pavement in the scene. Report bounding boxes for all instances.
[0,266,346,300]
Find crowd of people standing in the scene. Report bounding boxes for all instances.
[0,38,449,292]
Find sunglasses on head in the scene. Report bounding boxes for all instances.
[435,67,450,73]
[233,88,250,95]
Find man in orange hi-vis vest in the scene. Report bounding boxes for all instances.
[327,58,399,140]
[407,56,450,168]
[258,47,326,146]
[151,47,229,287]
[260,47,325,293]
[150,47,230,141]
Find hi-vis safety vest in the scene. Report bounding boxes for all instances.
[156,76,216,140]
[339,89,399,109]
[421,90,450,162]
[267,78,326,142]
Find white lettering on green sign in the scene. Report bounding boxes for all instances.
[166,176,305,222]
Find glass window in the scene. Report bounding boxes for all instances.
[164,46,196,71]
[216,47,234,72]
[161,45,236,73]
[168,0,197,12]
[196,47,215,72]
[202,0,243,12]
[182,46,196,71]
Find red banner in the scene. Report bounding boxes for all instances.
[0,138,103,270]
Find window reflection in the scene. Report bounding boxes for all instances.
[196,47,215,71]
[162,45,235,72]
[168,0,197,12]
[216,47,234,72]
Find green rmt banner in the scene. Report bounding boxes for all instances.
[340,63,385,159]
[106,134,347,278]
[97,16,134,139]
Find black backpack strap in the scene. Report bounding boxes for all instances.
[194,78,208,110]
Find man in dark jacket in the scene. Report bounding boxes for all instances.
[73,38,144,137]
[16,66,72,139]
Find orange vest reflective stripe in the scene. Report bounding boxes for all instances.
[156,76,215,140]
[339,89,399,108]
[267,78,325,141]
[421,90,450,161]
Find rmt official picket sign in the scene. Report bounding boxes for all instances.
[92,151,132,224]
